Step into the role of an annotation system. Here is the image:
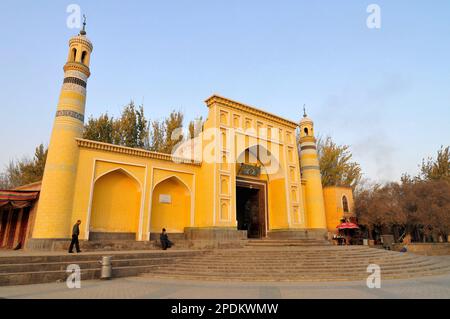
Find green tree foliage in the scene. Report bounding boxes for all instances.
[0,144,48,188]
[83,113,114,144]
[148,120,165,153]
[188,117,203,139]
[83,101,148,149]
[316,136,362,189]
[82,103,187,155]
[162,110,184,154]
[420,146,450,181]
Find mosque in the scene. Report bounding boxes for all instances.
[0,26,354,250]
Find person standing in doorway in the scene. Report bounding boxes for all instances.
[69,220,82,253]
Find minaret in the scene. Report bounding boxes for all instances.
[33,19,93,239]
[299,106,327,229]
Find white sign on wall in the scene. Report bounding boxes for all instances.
[159,194,172,204]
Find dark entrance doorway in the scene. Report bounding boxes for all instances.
[236,180,267,239]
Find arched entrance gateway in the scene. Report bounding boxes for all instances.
[235,145,282,239]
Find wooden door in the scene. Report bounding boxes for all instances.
[236,179,267,238]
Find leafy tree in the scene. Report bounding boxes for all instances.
[83,113,114,144]
[162,110,184,154]
[420,146,450,181]
[355,171,450,242]
[83,101,148,149]
[188,117,203,139]
[0,144,48,188]
[82,103,188,155]
[149,120,165,152]
[315,136,362,189]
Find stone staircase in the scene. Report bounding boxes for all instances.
[2,242,450,286]
[0,250,205,286]
[144,245,450,282]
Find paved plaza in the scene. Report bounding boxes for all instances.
[1,273,450,299]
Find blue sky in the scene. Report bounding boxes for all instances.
[1,0,449,182]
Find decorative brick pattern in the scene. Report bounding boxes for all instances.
[55,109,84,122]
[63,77,87,88]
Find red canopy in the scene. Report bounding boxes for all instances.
[336,222,359,230]
[0,190,39,209]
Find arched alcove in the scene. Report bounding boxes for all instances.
[150,176,191,233]
[90,169,141,236]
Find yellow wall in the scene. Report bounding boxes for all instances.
[90,169,141,234]
[323,186,354,232]
[151,177,191,233]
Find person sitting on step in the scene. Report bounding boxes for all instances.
[160,228,173,250]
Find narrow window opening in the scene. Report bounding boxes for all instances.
[342,196,349,213]
[81,51,87,64]
[72,48,77,61]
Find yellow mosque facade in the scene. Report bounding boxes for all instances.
[28,29,353,248]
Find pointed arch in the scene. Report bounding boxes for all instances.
[94,167,142,190]
[89,168,142,237]
[236,143,283,179]
[150,175,191,234]
[152,174,191,194]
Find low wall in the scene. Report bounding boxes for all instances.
[392,243,450,256]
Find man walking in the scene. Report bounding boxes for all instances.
[69,220,82,253]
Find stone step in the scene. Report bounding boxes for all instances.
[0,263,166,286]
[159,255,445,265]
[160,259,437,269]
[144,269,450,282]
[150,265,450,279]
[0,250,204,265]
[245,241,331,246]
[151,261,444,273]
[176,254,423,262]
[200,252,392,258]
[0,257,175,273]
[181,253,422,258]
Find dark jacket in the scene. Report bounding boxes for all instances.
[72,223,80,236]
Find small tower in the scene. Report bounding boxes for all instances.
[32,20,93,239]
[299,106,327,229]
